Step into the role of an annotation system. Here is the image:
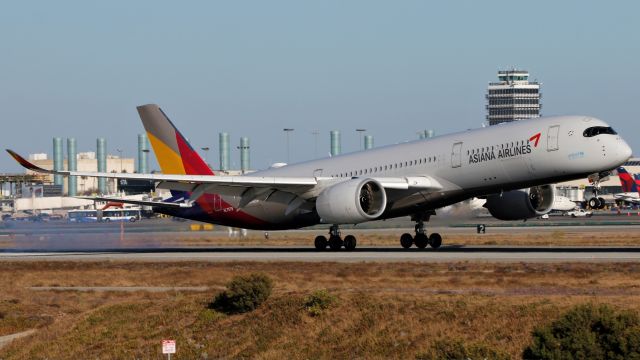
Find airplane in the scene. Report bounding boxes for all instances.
[551,195,577,212]
[613,166,640,204]
[7,104,632,250]
[445,193,575,215]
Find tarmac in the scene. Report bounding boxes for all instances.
[1,216,640,263]
[2,246,640,263]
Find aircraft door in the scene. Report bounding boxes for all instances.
[213,194,222,211]
[547,125,559,151]
[451,142,462,168]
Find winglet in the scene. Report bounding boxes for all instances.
[6,149,53,173]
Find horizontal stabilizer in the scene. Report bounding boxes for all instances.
[76,196,193,208]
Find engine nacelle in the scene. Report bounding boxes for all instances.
[316,178,387,224]
[484,185,555,220]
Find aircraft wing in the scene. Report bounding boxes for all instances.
[7,150,442,199]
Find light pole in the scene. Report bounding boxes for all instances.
[200,147,210,169]
[356,129,366,150]
[283,128,294,163]
[311,130,319,159]
[142,149,150,173]
[116,148,123,172]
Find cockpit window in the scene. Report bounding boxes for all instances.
[583,126,617,137]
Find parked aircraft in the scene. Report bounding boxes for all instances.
[449,193,575,214]
[551,195,577,212]
[7,104,632,250]
[614,167,640,205]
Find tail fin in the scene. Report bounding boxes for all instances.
[617,166,638,193]
[137,104,213,176]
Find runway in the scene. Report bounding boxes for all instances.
[2,246,640,262]
[2,218,640,262]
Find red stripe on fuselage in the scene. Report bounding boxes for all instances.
[174,132,269,227]
[197,193,271,227]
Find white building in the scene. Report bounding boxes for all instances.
[27,154,135,195]
[486,69,541,126]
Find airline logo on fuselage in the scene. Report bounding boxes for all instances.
[468,132,540,165]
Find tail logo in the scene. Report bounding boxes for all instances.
[529,132,541,147]
[618,167,639,193]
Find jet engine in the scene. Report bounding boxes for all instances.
[484,185,555,220]
[316,178,387,224]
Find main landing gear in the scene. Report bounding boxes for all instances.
[314,225,358,251]
[400,214,442,250]
[314,214,443,251]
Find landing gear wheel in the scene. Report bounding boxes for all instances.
[329,236,343,251]
[429,233,442,249]
[314,235,328,250]
[588,197,600,209]
[597,197,606,209]
[400,233,414,249]
[343,235,357,251]
[414,233,428,249]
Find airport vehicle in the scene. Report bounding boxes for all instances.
[68,210,99,223]
[614,166,640,205]
[7,104,632,250]
[567,209,593,218]
[68,208,141,222]
[101,209,141,222]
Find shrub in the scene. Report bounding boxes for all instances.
[304,289,336,316]
[210,273,273,314]
[523,303,640,359]
[416,338,509,360]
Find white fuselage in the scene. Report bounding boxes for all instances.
[241,115,630,225]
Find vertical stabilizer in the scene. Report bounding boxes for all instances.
[617,167,638,193]
[136,104,213,176]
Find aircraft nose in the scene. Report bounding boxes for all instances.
[618,138,633,162]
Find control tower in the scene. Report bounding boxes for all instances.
[486,69,541,126]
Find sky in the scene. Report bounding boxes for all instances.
[1,1,639,173]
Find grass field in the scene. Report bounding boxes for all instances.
[2,260,640,359]
[170,228,640,247]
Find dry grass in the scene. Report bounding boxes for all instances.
[87,228,640,247]
[171,228,640,247]
[2,261,640,358]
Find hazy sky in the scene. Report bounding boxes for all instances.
[1,1,639,172]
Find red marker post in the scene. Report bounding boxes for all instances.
[162,339,176,360]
